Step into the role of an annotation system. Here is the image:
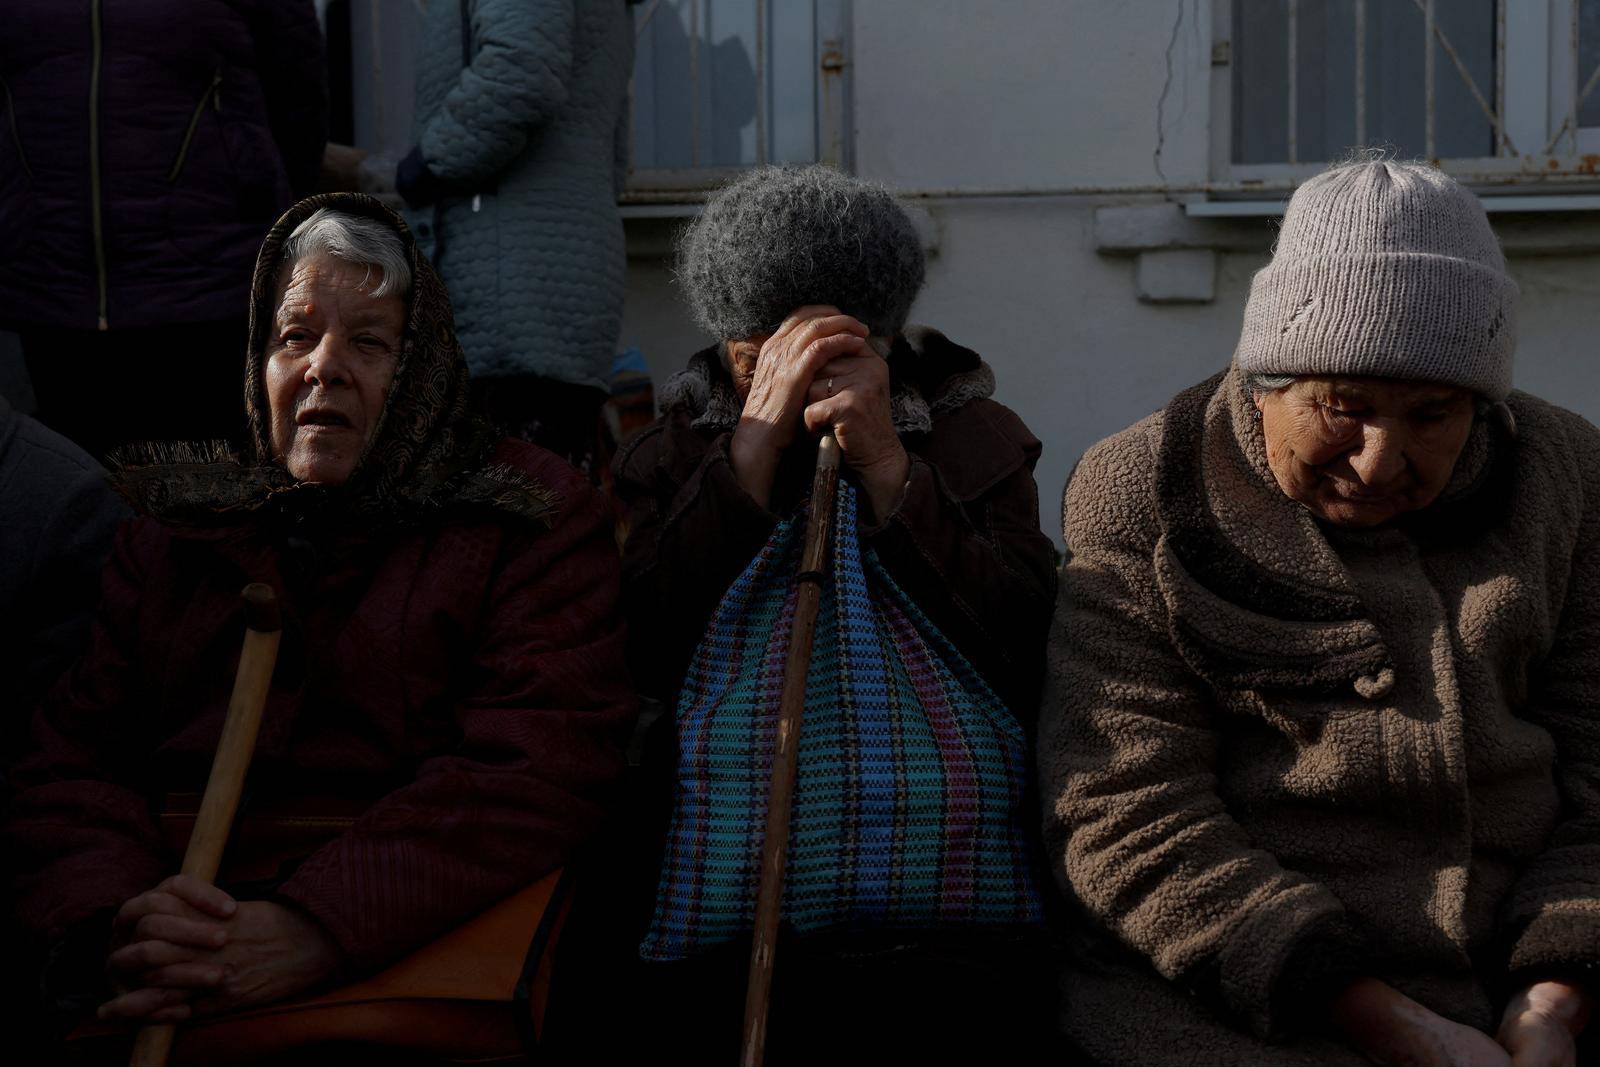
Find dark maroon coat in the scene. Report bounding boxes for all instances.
[7,439,634,973]
[0,0,325,330]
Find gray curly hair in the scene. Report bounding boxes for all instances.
[675,165,926,341]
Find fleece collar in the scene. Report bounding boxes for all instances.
[1150,366,1516,694]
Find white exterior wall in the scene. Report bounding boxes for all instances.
[620,0,1600,545]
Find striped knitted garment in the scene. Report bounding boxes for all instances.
[641,480,1043,961]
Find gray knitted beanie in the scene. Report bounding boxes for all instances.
[676,165,926,340]
[1236,160,1518,399]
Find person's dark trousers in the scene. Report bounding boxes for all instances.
[19,319,249,464]
[553,926,1068,1065]
[470,374,608,482]
[545,745,1071,1065]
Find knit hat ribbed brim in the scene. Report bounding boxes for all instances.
[1236,161,1519,400]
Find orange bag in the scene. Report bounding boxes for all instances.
[68,797,573,1064]
[166,868,570,1065]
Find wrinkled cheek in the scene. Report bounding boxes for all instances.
[284,431,318,477]
[269,420,295,466]
[286,433,358,484]
[1264,438,1313,493]
[1288,469,1331,509]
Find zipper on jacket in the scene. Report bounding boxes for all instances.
[1,76,31,181]
[89,0,108,330]
[166,67,222,184]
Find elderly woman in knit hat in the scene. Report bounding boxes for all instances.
[1039,158,1600,1067]
[603,165,1059,1062]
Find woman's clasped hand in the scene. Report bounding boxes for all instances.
[98,874,340,1024]
[1335,978,1591,1067]
[728,305,911,524]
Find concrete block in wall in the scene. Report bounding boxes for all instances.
[1095,203,1194,253]
[1094,203,1272,255]
[1136,249,1216,304]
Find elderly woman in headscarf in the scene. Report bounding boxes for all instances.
[1040,159,1600,1066]
[606,165,1059,1063]
[5,193,634,1037]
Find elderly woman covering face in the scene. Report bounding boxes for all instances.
[618,166,1057,714]
[607,166,1059,1062]
[1040,160,1600,1066]
[5,194,633,1032]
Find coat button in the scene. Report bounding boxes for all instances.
[1354,668,1396,700]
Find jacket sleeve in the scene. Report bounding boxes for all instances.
[416,0,576,189]
[613,425,780,701]
[6,521,173,947]
[863,402,1058,717]
[1502,422,1600,986]
[1038,430,1362,1040]
[9,462,128,748]
[248,0,328,200]
[276,483,634,971]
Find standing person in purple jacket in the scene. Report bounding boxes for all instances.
[0,0,326,462]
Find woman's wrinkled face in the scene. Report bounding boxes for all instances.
[1255,375,1476,527]
[265,253,405,484]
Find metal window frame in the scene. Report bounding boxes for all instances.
[1211,0,1600,193]
[625,0,852,198]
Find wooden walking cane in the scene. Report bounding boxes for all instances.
[740,434,842,1067]
[128,583,283,1067]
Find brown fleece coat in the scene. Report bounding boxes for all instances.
[1039,366,1600,1065]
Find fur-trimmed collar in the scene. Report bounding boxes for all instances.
[657,324,998,434]
[1151,366,1514,694]
[109,439,561,533]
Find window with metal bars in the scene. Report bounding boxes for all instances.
[627,0,851,193]
[1222,0,1600,182]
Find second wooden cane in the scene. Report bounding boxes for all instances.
[129,583,283,1067]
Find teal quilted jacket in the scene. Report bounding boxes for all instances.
[407,0,632,389]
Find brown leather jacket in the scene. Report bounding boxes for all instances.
[612,325,1058,719]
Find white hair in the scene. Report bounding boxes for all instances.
[281,207,412,298]
[1246,372,1297,397]
[1246,369,1495,420]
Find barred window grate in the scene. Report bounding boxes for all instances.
[1233,0,1497,165]
[629,0,848,181]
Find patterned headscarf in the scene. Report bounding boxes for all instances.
[115,193,556,529]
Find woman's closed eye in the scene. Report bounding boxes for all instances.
[1317,401,1364,433]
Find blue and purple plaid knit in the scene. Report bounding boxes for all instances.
[641,480,1043,961]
